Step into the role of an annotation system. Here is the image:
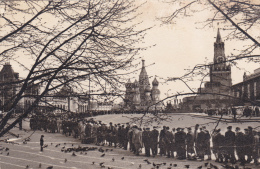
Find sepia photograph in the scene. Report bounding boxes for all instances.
[0,0,259,168]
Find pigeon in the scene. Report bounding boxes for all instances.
[170,163,172,166]
[185,165,190,168]
[51,143,53,145]
[64,158,67,163]
[72,152,76,156]
[99,147,104,153]
[85,152,87,155]
[5,148,9,151]
[167,167,172,169]
[205,162,209,167]
[121,157,124,160]
[39,163,41,168]
[197,166,202,169]
[46,166,53,169]
[80,151,83,154]
[147,160,151,164]
[26,165,29,169]
[7,152,9,156]
[173,164,177,167]
[106,149,109,152]
[163,162,166,165]
[112,157,115,162]
[100,153,105,157]
[110,149,113,151]
[99,162,104,166]
[153,162,156,167]
[92,162,95,165]
[72,144,74,146]
[139,164,142,168]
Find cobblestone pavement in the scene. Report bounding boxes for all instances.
[0,114,259,169]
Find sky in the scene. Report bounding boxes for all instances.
[126,0,260,102]
[1,0,259,104]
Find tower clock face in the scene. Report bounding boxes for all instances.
[217,56,224,63]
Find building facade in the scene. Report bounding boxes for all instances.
[231,68,260,106]
[124,60,162,111]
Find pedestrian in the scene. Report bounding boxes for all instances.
[203,126,211,160]
[196,127,205,160]
[40,135,44,151]
[252,130,259,165]
[132,126,142,156]
[245,126,254,163]
[150,126,159,156]
[186,127,195,160]
[224,126,236,163]
[142,128,151,157]
[212,129,222,162]
[159,126,166,156]
[235,127,245,165]
[165,126,173,158]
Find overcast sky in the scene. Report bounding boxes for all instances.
[2,0,259,103]
[127,0,260,101]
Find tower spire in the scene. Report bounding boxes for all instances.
[216,28,222,43]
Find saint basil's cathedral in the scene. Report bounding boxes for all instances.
[124,60,162,111]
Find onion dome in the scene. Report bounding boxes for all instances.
[144,85,151,92]
[152,77,159,86]
[133,79,139,88]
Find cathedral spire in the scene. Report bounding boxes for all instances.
[216,28,222,43]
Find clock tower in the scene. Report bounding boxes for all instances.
[210,29,232,91]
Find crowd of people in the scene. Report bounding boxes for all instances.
[205,106,260,117]
[29,116,260,166]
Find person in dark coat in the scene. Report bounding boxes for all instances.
[40,135,44,151]
[203,126,211,160]
[235,127,245,165]
[142,128,151,157]
[212,129,222,162]
[165,126,174,158]
[150,126,159,156]
[244,126,254,163]
[159,126,166,156]
[224,126,236,163]
[196,128,205,160]
[175,128,186,159]
[186,127,195,160]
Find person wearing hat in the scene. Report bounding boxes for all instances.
[235,127,246,165]
[196,127,205,160]
[186,127,195,160]
[150,126,159,156]
[40,135,44,151]
[175,127,186,160]
[224,126,236,163]
[212,129,221,162]
[132,126,143,156]
[203,126,211,160]
[142,128,151,157]
[165,126,174,158]
[159,126,167,156]
[244,126,254,163]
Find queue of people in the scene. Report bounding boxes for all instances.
[30,117,260,166]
